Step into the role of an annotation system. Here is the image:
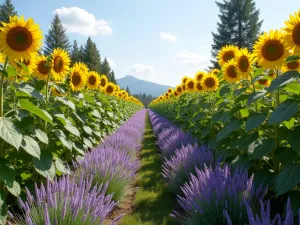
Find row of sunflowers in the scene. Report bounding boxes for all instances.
[150,9,300,221]
[0,15,143,224]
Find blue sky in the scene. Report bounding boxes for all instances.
[12,0,299,86]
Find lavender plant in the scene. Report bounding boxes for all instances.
[162,144,214,194]
[8,175,118,225]
[174,165,267,225]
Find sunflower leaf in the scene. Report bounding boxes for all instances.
[268,99,299,125]
[268,71,299,92]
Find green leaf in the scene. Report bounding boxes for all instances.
[216,120,242,141]
[34,129,49,144]
[251,75,265,84]
[212,111,223,124]
[247,90,266,105]
[54,129,72,150]
[283,118,295,129]
[275,163,300,196]
[0,117,22,150]
[231,154,251,170]
[245,113,267,132]
[54,157,70,174]
[83,138,93,149]
[268,71,299,92]
[21,135,41,159]
[234,87,247,96]
[0,191,7,225]
[92,109,102,119]
[5,181,21,197]
[55,97,76,111]
[17,61,29,73]
[65,121,80,137]
[253,170,274,189]
[0,158,15,185]
[83,125,93,135]
[15,83,45,102]
[286,55,300,63]
[220,86,231,96]
[33,152,55,180]
[248,138,275,160]
[284,83,300,95]
[275,147,298,165]
[288,126,300,152]
[268,99,299,125]
[73,143,85,155]
[19,99,54,125]
[6,66,17,78]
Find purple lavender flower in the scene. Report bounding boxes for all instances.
[162,144,214,194]
[10,175,117,225]
[174,165,267,225]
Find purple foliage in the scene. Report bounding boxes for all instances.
[174,165,267,225]
[162,144,214,194]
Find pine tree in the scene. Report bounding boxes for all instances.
[44,14,72,55]
[110,70,117,84]
[102,57,112,79]
[82,37,99,71]
[70,40,81,65]
[210,0,262,68]
[0,0,17,25]
[126,86,131,95]
[79,45,85,62]
[93,42,102,73]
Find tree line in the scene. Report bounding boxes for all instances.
[0,0,117,84]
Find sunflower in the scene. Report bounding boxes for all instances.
[51,86,65,97]
[181,76,189,85]
[185,78,195,91]
[105,82,115,95]
[283,10,300,55]
[0,16,43,61]
[195,80,204,92]
[218,45,238,66]
[176,85,183,94]
[50,48,70,82]
[33,55,49,80]
[73,62,89,74]
[194,71,206,81]
[174,91,179,97]
[201,74,219,91]
[69,64,87,91]
[257,78,271,87]
[211,69,220,76]
[268,70,276,79]
[86,71,100,90]
[234,48,253,79]
[10,53,37,76]
[282,59,300,72]
[223,59,240,83]
[253,30,289,69]
[99,75,108,90]
[167,88,173,94]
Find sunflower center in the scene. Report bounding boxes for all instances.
[238,56,249,72]
[182,85,186,90]
[7,26,33,51]
[38,61,49,74]
[287,61,299,70]
[89,76,96,85]
[183,78,187,84]
[223,51,235,62]
[72,72,81,86]
[174,92,178,96]
[227,65,238,78]
[205,78,216,88]
[258,79,268,85]
[188,81,194,89]
[101,79,106,87]
[196,83,203,90]
[53,56,64,73]
[262,40,284,61]
[196,74,204,81]
[292,23,300,45]
[107,85,113,93]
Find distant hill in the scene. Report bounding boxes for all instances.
[117,75,173,97]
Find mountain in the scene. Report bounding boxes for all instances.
[117,75,173,97]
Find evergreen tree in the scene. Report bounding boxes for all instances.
[210,0,263,68]
[93,42,102,73]
[82,37,99,71]
[126,86,131,95]
[70,40,81,65]
[102,57,112,79]
[110,70,117,84]
[44,14,72,55]
[0,0,17,25]
[79,45,85,62]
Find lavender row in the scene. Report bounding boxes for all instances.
[148,110,298,225]
[9,109,146,225]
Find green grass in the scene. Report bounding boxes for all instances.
[120,114,178,225]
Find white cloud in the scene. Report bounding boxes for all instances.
[105,57,116,68]
[125,64,154,74]
[53,7,113,36]
[176,50,210,66]
[160,32,177,43]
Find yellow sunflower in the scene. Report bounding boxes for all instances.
[0,16,43,61]
[34,55,49,80]
[185,78,196,91]
[253,30,289,69]
[10,53,37,76]
[222,59,241,83]
[69,64,87,91]
[268,70,276,79]
[195,80,204,92]
[86,71,100,90]
[50,48,70,82]
[167,88,173,94]
[257,78,271,87]
[51,86,65,97]
[174,91,179,97]
[176,85,183,94]
[211,69,220,76]
[73,62,89,74]
[201,73,219,91]
[283,10,300,55]
[181,76,189,85]
[234,48,253,79]
[194,71,206,81]
[99,75,108,90]
[105,82,115,95]
[218,45,239,66]
[282,59,300,72]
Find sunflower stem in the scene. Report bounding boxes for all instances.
[275,69,280,148]
[44,73,50,132]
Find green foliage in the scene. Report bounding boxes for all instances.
[0,0,17,25]
[82,37,101,73]
[70,40,81,65]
